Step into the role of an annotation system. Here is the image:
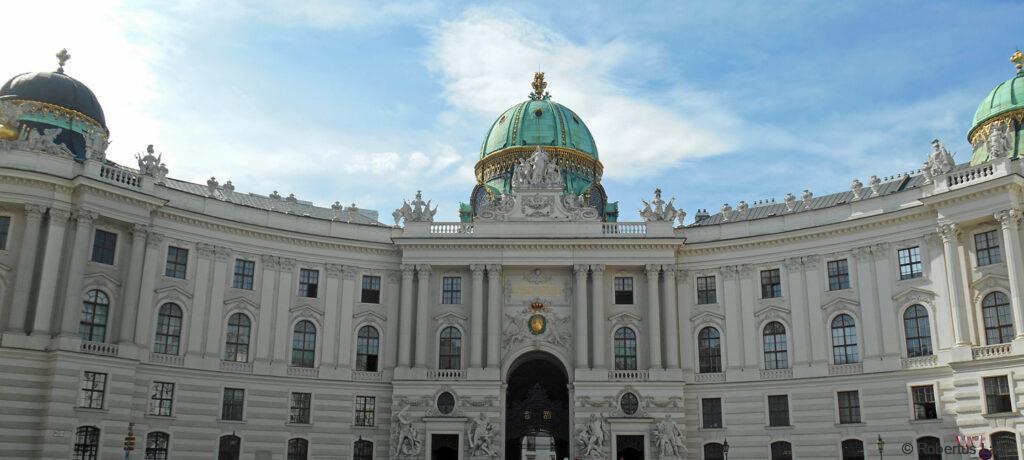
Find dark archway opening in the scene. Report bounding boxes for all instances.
[505,352,570,460]
[431,434,459,460]
[616,435,645,460]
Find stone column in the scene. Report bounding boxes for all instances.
[721,266,742,370]
[802,256,826,365]
[486,264,502,368]
[573,264,589,369]
[871,243,898,356]
[337,266,357,368]
[853,246,881,358]
[939,223,971,346]
[187,243,214,355]
[204,247,230,358]
[255,255,279,361]
[398,264,415,367]
[117,225,149,343]
[58,208,98,337]
[321,264,343,367]
[738,265,756,369]
[645,264,663,369]
[676,269,694,373]
[590,264,606,369]
[8,204,45,332]
[31,208,70,335]
[470,264,485,369]
[414,264,432,368]
[385,271,401,369]
[785,257,809,367]
[272,258,296,364]
[995,210,1024,338]
[133,232,165,350]
[662,265,679,369]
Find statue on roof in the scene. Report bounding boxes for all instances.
[136,145,168,183]
[922,139,955,184]
[640,188,681,224]
[395,190,437,225]
[987,120,1014,159]
[511,147,563,190]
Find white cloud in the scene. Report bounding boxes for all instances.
[427,8,738,180]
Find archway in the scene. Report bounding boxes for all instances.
[505,351,570,460]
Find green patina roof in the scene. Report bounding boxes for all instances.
[480,99,598,159]
[972,70,1024,130]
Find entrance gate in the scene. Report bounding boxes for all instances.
[504,352,570,460]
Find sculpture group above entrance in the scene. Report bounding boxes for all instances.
[477,147,600,222]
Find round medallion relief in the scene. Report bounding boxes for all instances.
[437,392,456,415]
[620,392,639,415]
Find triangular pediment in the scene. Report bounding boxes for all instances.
[608,311,642,324]
[83,271,122,287]
[354,310,387,323]
[822,296,858,311]
[971,272,1009,291]
[433,311,468,323]
[891,287,936,306]
[290,304,324,318]
[690,310,725,323]
[154,285,192,304]
[754,304,789,319]
[223,296,259,310]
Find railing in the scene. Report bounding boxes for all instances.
[429,223,474,235]
[694,372,725,383]
[149,352,184,367]
[608,369,649,381]
[759,368,793,380]
[287,366,319,378]
[351,371,382,382]
[901,354,939,369]
[947,163,995,188]
[972,343,1012,360]
[99,164,141,187]
[219,360,253,374]
[828,363,863,376]
[602,222,647,236]
[426,369,465,380]
[80,341,118,356]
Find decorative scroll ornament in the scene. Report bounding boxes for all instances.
[466,412,500,457]
[502,301,571,354]
[529,71,551,101]
[987,120,1014,159]
[653,414,685,457]
[639,188,682,223]
[136,145,168,183]
[395,190,437,225]
[390,405,422,457]
[576,414,609,458]
[922,138,955,184]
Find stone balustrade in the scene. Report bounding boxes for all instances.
[901,355,939,369]
[149,352,184,367]
[287,366,320,378]
[219,360,253,374]
[608,369,649,381]
[759,368,793,380]
[426,369,465,380]
[828,363,864,376]
[972,343,1012,360]
[80,341,118,356]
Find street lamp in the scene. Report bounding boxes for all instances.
[876,435,885,459]
[723,438,730,460]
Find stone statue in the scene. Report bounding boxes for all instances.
[391,405,422,457]
[868,175,881,195]
[639,188,680,223]
[654,414,685,457]
[783,192,796,212]
[987,120,1014,159]
[467,412,499,457]
[926,139,956,177]
[394,190,437,225]
[0,101,25,136]
[84,130,109,160]
[850,179,864,199]
[576,413,608,458]
[511,147,564,190]
[206,177,219,195]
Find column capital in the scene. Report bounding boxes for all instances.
[416,264,432,275]
[387,269,401,283]
[852,245,873,262]
[721,265,739,280]
[995,209,1022,230]
[675,267,690,281]
[72,207,99,224]
[146,232,165,249]
[48,207,71,223]
[589,264,606,275]
[196,242,216,258]
[802,254,821,269]
[260,254,279,269]
[341,266,358,280]
[644,264,661,276]
[738,264,754,277]
[871,242,891,255]
[937,222,961,243]
[131,223,150,238]
[326,263,345,277]
[24,203,46,220]
[573,264,589,275]
[485,264,501,275]
[401,264,416,277]
[784,257,803,271]
[278,257,297,271]
[471,264,486,277]
[661,265,676,277]
[213,246,231,262]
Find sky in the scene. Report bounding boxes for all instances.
[3,0,1022,223]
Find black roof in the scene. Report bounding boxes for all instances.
[0,71,106,128]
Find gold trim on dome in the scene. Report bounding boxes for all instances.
[969,108,1024,147]
[474,146,603,184]
[8,99,107,135]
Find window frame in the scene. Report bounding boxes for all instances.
[830,313,860,365]
[613,327,638,371]
[232,258,256,290]
[974,229,1003,267]
[441,276,462,305]
[153,303,183,355]
[290,320,318,368]
[355,325,380,372]
[80,289,110,343]
[148,380,175,417]
[990,432,1019,460]
[827,259,850,291]
[840,439,865,460]
[697,326,722,374]
[78,371,107,410]
[613,276,634,305]
[700,397,723,429]
[360,275,381,304]
[770,440,793,460]
[760,268,782,299]
[696,275,717,305]
[982,291,1014,345]
[218,434,242,460]
[897,246,923,280]
[90,228,118,265]
[289,392,312,425]
[223,312,252,363]
[221,387,246,421]
[164,245,189,279]
[766,394,790,427]
[354,395,376,427]
[902,304,932,358]
[144,431,170,460]
[72,425,101,460]
[0,215,11,251]
[909,383,937,421]
[983,375,1014,414]
[353,439,374,460]
[437,325,462,370]
[287,438,309,460]
[703,442,725,460]
[297,268,319,298]
[762,321,789,370]
[836,390,862,424]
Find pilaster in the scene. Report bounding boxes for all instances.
[414,264,432,368]
[645,264,662,369]
[486,264,502,369]
[662,265,679,369]
[938,223,971,346]
[573,264,589,369]
[337,266,357,368]
[995,210,1024,339]
[398,264,415,368]
[590,264,606,369]
[58,208,98,338]
[8,204,45,332]
[118,224,149,343]
[133,232,165,351]
[30,207,69,336]
[470,264,486,369]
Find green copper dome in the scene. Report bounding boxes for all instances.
[971,71,1024,129]
[969,52,1024,165]
[479,99,598,159]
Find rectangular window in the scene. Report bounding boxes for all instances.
[442,276,461,304]
[701,397,722,429]
[298,269,319,298]
[361,275,381,303]
[289,392,312,424]
[78,372,107,409]
[148,381,174,416]
[232,259,255,290]
[837,390,861,424]
[898,246,923,280]
[827,259,850,291]
[354,395,376,427]
[614,277,634,304]
[697,275,717,304]
[911,385,937,420]
[90,229,118,265]
[984,376,1013,414]
[975,230,1003,266]
[760,269,782,298]
[164,246,189,279]
[0,216,10,250]
[768,395,790,426]
[222,388,245,421]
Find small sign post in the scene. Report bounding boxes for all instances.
[123,422,135,459]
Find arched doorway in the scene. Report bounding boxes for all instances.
[505,351,570,460]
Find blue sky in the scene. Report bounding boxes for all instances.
[4,1,1023,222]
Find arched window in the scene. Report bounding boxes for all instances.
[353,439,374,460]
[218,435,241,460]
[992,432,1019,460]
[223,313,251,363]
[72,426,100,460]
[153,303,183,355]
[762,321,789,370]
[703,442,724,460]
[916,436,941,460]
[983,292,1014,345]
[614,327,638,370]
[356,325,380,372]
[698,327,722,373]
[438,326,462,370]
[903,304,932,357]
[831,314,859,364]
[291,320,317,368]
[80,290,109,343]
[287,438,309,460]
[770,441,793,460]
[145,431,170,460]
[841,439,864,460]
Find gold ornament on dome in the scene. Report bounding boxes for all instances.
[528,313,546,335]
[1013,50,1024,72]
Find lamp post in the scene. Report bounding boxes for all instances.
[876,435,885,460]
[723,438,730,460]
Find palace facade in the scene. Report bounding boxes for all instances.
[1,52,1024,459]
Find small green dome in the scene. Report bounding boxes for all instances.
[480,98,598,159]
[971,71,1024,130]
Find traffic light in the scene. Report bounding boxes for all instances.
[124,435,135,451]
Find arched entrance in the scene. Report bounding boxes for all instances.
[505,351,570,460]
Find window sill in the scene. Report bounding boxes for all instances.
[144,414,176,420]
[695,302,719,307]
[352,424,377,429]
[697,427,725,432]
[74,407,108,414]
[765,425,794,430]
[218,419,246,424]
[285,422,312,427]
[834,422,865,427]
[908,418,942,424]
[826,287,853,294]
[982,412,1017,419]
